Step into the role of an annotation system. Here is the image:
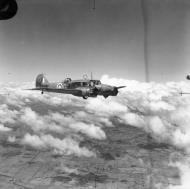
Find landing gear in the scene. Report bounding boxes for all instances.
[83,96,88,99]
[41,91,44,94]
[103,95,109,99]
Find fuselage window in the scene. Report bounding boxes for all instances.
[82,82,88,87]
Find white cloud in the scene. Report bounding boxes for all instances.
[20,107,63,133]
[21,133,95,157]
[0,124,12,132]
[86,98,128,116]
[7,136,16,143]
[169,160,190,189]
[1,77,190,186]
[69,122,106,140]
[121,112,145,127]
[50,112,106,140]
[100,75,190,189]
[0,104,18,124]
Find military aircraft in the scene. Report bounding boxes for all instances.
[179,75,190,95]
[0,0,17,20]
[29,74,125,99]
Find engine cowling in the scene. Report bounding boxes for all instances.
[81,88,90,97]
[81,87,98,97]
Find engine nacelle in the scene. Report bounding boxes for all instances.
[81,88,90,97]
[81,88,97,97]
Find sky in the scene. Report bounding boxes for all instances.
[0,0,190,82]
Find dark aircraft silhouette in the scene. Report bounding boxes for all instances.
[179,75,190,95]
[29,74,125,99]
[0,0,17,20]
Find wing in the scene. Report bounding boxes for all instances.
[27,88,82,96]
[116,86,126,89]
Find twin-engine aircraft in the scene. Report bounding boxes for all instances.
[29,74,125,99]
[180,75,190,95]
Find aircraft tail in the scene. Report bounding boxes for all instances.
[36,74,49,88]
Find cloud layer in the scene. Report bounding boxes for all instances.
[1,75,190,188]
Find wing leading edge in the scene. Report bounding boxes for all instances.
[27,87,82,96]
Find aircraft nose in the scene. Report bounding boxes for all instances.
[95,85,102,90]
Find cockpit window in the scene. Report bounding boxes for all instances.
[97,80,101,85]
[82,82,88,87]
[90,80,101,85]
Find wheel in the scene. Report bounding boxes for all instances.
[41,91,44,94]
[103,95,108,99]
[83,96,88,99]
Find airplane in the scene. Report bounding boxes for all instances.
[28,74,125,99]
[179,75,190,96]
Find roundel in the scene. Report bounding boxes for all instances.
[57,83,63,88]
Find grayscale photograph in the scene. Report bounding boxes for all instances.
[0,0,190,188]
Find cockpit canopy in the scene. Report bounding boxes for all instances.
[63,78,101,89]
[90,80,101,85]
[64,78,72,83]
[70,81,89,88]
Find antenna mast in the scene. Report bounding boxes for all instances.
[89,0,96,10]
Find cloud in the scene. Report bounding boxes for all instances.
[7,136,16,143]
[121,112,145,127]
[69,122,106,140]
[100,75,190,189]
[0,124,12,132]
[169,159,190,189]
[50,112,106,140]
[86,98,128,116]
[0,104,18,124]
[1,76,190,187]
[20,107,63,133]
[21,133,95,157]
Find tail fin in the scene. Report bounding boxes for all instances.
[36,74,49,88]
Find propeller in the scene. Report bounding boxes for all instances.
[113,86,126,95]
[180,75,190,95]
[186,75,190,80]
